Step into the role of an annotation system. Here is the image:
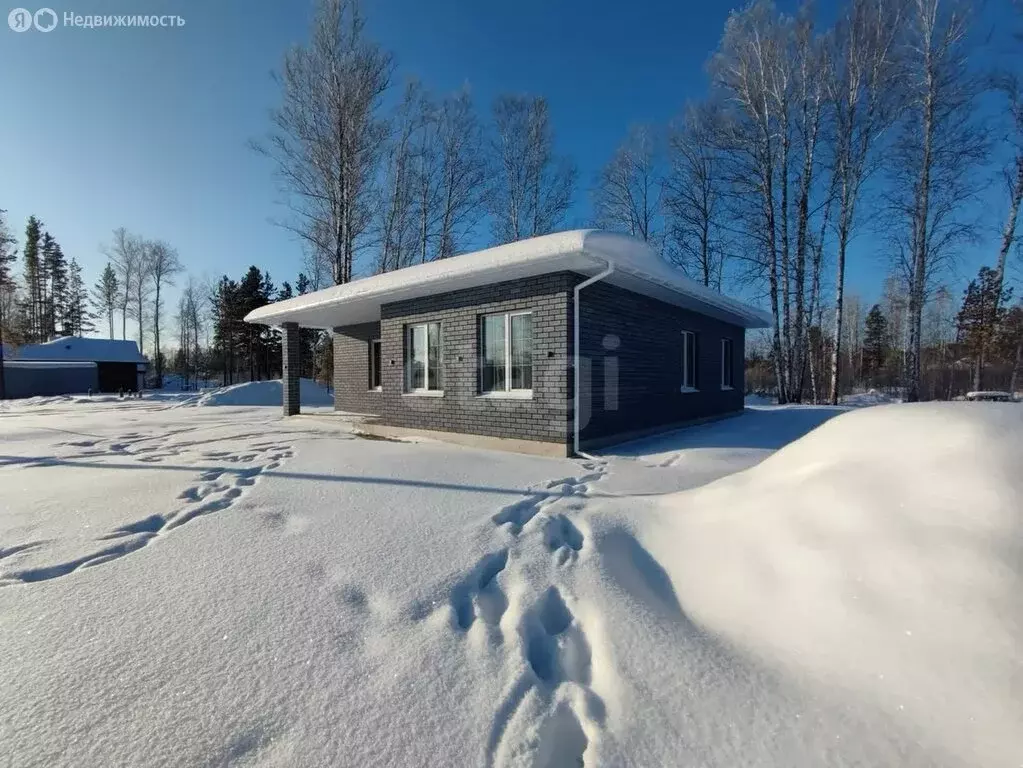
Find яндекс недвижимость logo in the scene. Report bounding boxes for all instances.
[8,7,57,31]
[8,8,183,31]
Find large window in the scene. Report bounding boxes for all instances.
[721,338,734,389]
[369,339,382,390]
[405,322,442,392]
[681,330,698,391]
[481,311,533,394]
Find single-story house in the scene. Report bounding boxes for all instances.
[11,337,147,393]
[244,230,772,456]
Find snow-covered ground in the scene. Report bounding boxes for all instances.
[745,388,903,407]
[0,398,1020,767]
[193,378,333,407]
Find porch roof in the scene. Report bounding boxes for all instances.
[244,230,773,330]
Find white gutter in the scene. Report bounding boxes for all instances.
[573,259,615,459]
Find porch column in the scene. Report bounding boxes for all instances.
[282,321,300,416]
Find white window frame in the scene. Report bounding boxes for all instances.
[721,338,734,390]
[479,310,533,396]
[681,330,698,392]
[404,322,443,394]
[368,339,382,391]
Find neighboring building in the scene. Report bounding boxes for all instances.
[1,361,99,399]
[245,230,772,456]
[11,337,147,394]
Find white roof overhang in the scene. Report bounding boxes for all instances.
[244,230,772,330]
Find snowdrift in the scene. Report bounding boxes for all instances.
[642,402,1023,767]
[194,378,333,407]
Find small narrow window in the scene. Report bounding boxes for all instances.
[369,339,382,390]
[721,338,734,389]
[481,312,533,393]
[405,322,442,392]
[681,330,698,391]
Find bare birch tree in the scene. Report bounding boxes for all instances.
[378,81,424,273]
[889,0,987,401]
[129,241,153,356]
[147,240,183,387]
[488,95,576,244]
[176,277,206,390]
[826,0,903,403]
[436,88,485,258]
[106,227,140,341]
[256,0,392,285]
[710,1,810,402]
[663,104,730,289]
[593,124,661,244]
[980,65,1023,386]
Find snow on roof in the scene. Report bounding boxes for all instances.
[244,230,773,330]
[14,337,147,364]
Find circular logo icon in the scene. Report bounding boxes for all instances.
[8,7,33,31]
[33,7,57,31]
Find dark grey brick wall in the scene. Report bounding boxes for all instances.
[333,273,575,445]
[576,280,745,444]
[330,271,746,448]
[333,321,383,415]
[281,322,300,416]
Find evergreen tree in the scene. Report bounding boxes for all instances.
[957,266,1014,391]
[63,258,94,336]
[295,272,317,378]
[211,276,241,385]
[92,263,119,339]
[997,305,1023,394]
[0,209,18,399]
[22,216,42,342]
[39,232,55,336]
[862,305,889,385]
[47,241,68,336]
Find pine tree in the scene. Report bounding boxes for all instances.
[862,304,889,386]
[0,209,18,399]
[92,264,119,339]
[39,232,56,337]
[957,266,1014,391]
[47,241,68,336]
[64,258,94,336]
[22,217,42,342]
[211,276,241,385]
[997,305,1023,393]
[294,272,317,378]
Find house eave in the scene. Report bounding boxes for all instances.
[244,230,773,330]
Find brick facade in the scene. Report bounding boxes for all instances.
[333,321,383,416]
[281,322,301,416]
[334,273,575,446]
[331,272,745,450]
[576,280,745,445]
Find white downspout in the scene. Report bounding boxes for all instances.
[573,259,615,459]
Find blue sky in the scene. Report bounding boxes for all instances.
[0,0,1018,335]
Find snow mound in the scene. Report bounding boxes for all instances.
[643,402,1023,767]
[194,378,332,407]
[841,388,902,407]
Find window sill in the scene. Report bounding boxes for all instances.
[476,390,534,400]
[680,386,700,394]
[720,386,735,391]
[403,390,444,398]
[367,387,383,393]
